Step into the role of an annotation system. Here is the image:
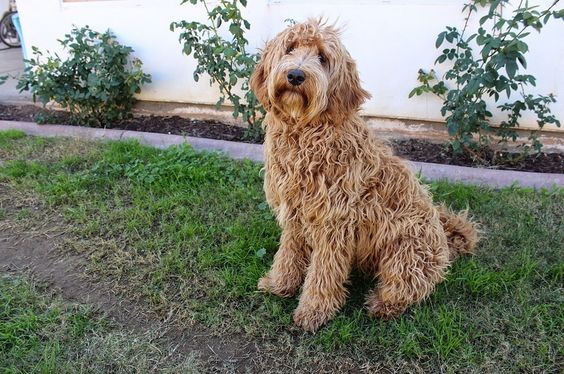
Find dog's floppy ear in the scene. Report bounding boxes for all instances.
[329,55,371,114]
[250,42,272,110]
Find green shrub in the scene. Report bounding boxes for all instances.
[17,26,151,127]
[410,0,563,158]
[170,0,265,141]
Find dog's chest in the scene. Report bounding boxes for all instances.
[271,148,322,198]
[265,131,351,220]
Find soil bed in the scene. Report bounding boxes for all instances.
[1,104,562,174]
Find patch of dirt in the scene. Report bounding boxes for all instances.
[0,103,45,122]
[0,188,257,372]
[1,103,562,174]
[119,115,249,143]
[392,139,564,174]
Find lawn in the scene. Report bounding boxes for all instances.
[0,129,562,372]
[0,275,199,373]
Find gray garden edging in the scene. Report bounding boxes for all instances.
[1,120,562,190]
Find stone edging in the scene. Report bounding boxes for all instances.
[1,120,562,190]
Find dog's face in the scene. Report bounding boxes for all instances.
[250,19,371,124]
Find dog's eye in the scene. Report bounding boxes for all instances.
[286,46,294,55]
[319,53,327,64]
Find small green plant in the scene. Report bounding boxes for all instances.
[170,0,265,141]
[0,75,7,85]
[17,26,151,127]
[410,0,563,158]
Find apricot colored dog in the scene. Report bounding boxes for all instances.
[250,19,478,332]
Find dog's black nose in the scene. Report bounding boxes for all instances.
[287,69,306,86]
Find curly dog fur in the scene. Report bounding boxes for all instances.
[250,19,479,332]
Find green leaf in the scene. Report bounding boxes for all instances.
[229,24,242,36]
[506,60,518,79]
[255,248,266,258]
[479,15,490,25]
[436,32,445,48]
[224,47,236,58]
[435,54,447,64]
[517,54,527,68]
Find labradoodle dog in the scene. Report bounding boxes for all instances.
[250,19,478,332]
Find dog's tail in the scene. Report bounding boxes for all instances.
[438,206,479,260]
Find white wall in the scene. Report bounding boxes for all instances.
[15,0,564,130]
[0,0,9,12]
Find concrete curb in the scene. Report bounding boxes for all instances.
[1,120,562,190]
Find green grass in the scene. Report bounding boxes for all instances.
[0,129,26,143]
[0,275,199,373]
[1,130,562,372]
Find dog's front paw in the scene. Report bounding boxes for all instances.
[293,305,330,332]
[257,274,298,297]
[257,275,273,292]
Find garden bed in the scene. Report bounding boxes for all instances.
[0,103,562,174]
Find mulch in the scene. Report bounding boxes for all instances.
[1,104,562,174]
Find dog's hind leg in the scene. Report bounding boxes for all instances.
[365,235,450,319]
[258,222,311,297]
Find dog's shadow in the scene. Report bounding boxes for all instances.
[343,270,375,310]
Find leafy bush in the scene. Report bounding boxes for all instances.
[170,0,265,141]
[0,75,7,85]
[410,0,563,158]
[17,26,151,127]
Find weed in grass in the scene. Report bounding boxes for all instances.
[15,207,32,220]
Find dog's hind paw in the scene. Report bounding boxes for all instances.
[366,298,408,320]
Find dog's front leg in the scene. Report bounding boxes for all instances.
[258,221,311,297]
[293,226,353,332]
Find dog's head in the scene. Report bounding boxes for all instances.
[250,18,371,124]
